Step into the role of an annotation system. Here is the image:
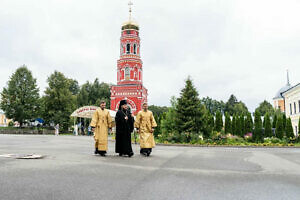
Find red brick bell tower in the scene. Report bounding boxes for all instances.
[110,2,147,115]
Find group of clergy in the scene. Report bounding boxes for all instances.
[90,99,157,157]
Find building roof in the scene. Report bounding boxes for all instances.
[122,20,139,30]
[273,84,292,99]
[281,83,300,97]
[273,70,292,99]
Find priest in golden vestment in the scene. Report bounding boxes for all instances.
[90,100,112,156]
[134,102,157,156]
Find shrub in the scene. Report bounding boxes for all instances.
[275,116,284,139]
[8,121,14,127]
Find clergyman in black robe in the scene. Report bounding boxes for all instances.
[115,100,134,157]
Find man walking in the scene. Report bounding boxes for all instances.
[90,100,112,156]
[115,100,134,157]
[134,102,157,156]
[55,124,59,136]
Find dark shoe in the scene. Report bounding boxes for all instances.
[99,153,106,157]
[141,152,147,157]
[128,152,134,157]
[94,148,98,154]
[146,152,151,157]
[98,150,106,156]
[119,153,123,157]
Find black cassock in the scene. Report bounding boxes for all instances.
[115,109,134,156]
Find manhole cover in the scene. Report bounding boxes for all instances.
[0,154,45,159]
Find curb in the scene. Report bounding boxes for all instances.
[155,143,300,148]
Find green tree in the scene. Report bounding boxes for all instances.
[285,118,294,139]
[240,115,245,136]
[153,114,160,137]
[282,114,287,131]
[245,112,253,133]
[160,97,178,142]
[235,115,242,137]
[275,116,284,139]
[214,110,223,132]
[225,94,238,116]
[272,109,282,128]
[231,114,237,135]
[92,80,111,107]
[224,112,231,134]
[224,94,248,115]
[43,71,77,131]
[77,79,110,107]
[68,79,80,95]
[0,65,40,127]
[272,114,277,129]
[233,102,248,116]
[174,77,207,142]
[148,105,169,137]
[253,110,263,142]
[255,100,274,116]
[200,97,225,115]
[263,113,272,138]
[148,105,169,118]
[77,81,91,106]
[205,113,214,138]
[239,115,245,136]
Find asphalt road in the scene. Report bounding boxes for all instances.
[1,134,300,200]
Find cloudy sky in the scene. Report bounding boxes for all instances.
[0,0,299,111]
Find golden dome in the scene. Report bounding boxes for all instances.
[122,20,139,30]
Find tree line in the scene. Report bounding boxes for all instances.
[1,65,299,142]
[0,65,111,130]
[150,77,300,143]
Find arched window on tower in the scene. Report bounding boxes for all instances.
[125,67,130,80]
[133,44,137,54]
[126,44,130,54]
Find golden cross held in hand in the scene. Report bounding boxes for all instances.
[128,0,133,21]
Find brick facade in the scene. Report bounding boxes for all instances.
[110,22,147,115]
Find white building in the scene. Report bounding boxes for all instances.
[0,110,11,127]
[273,71,292,112]
[282,83,300,136]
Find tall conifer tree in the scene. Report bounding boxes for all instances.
[275,116,284,139]
[205,113,215,138]
[253,110,263,142]
[285,118,294,138]
[240,115,245,136]
[215,110,223,132]
[236,115,242,137]
[174,77,206,140]
[224,112,231,134]
[245,112,253,133]
[282,114,287,131]
[232,115,237,135]
[264,113,272,138]
[272,114,277,128]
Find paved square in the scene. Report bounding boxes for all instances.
[1,134,300,200]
